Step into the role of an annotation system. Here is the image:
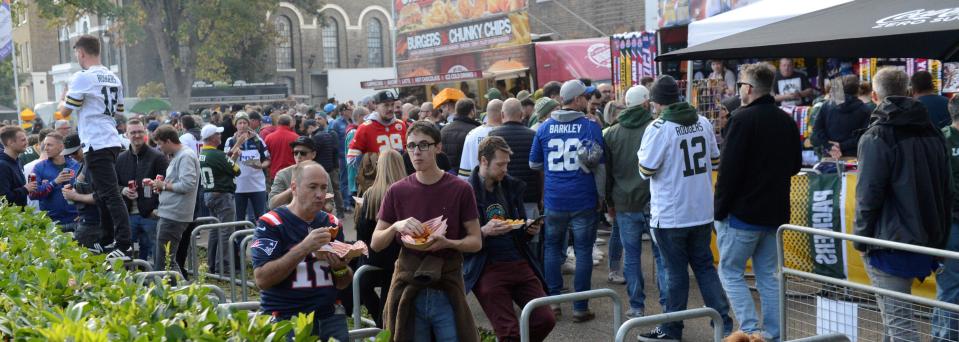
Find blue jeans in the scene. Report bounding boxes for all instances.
[338,157,352,209]
[652,224,733,338]
[933,222,959,342]
[276,312,349,342]
[608,220,623,272]
[617,212,667,312]
[234,191,266,222]
[130,215,158,262]
[716,220,780,342]
[544,208,597,312]
[413,288,458,342]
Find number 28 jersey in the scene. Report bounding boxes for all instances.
[64,65,124,152]
[638,115,719,229]
[347,118,407,164]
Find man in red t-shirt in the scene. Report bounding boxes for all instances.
[264,114,299,179]
[347,90,407,166]
[370,121,482,340]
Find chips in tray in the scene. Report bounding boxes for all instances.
[400,215,447,250]
[317,240,369,260]
[501,219,527,230]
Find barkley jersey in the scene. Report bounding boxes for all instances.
[251,206,343,318]
[347,117,407,164]
[529,116,605,212]
[64,65,124,152]
[638,115,720,228]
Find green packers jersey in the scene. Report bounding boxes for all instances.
[200,146,240,193]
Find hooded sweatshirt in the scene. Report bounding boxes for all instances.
[811,95,871,157]
[604,105,654,212]
[529,108,606,211]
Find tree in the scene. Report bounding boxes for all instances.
[35,0,318,111]
[0,58,14,109]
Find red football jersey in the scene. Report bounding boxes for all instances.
[347,119,408,163]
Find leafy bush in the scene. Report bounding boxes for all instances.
[0,204,326,341]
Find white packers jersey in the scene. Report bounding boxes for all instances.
[64,65,124,152]
[638,115,720,228]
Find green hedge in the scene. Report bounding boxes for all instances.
[0,204,361,341]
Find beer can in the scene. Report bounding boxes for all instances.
[128,180,136,191]
[28,174,36,183]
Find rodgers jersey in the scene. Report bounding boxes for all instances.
[638,115,719,228]
[347,117,407,164]
[64,65,124,152]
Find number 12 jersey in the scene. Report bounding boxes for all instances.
[64,65,124,152]
[638,115,719,228]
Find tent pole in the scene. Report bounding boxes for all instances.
[686,60,693,101]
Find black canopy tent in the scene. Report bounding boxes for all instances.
[657,0,959,62]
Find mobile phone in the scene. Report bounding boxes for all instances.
[529,215,545,227]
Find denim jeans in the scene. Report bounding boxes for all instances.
[129,215,158,262]
[864,259,919,342]
[413,288,458,342]
[544,208,597,312]
[933,222,959,342]
[85,147,132,250]
[608,220,623,272]
[617,212,667,312]
[652,224,733,338]
[205,192,236,275]
[716,220,780,342]
[235,191,266,222]
[275,312,349,342]
[339,157,352,209]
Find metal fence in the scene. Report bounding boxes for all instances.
[777,224,959,341]
[615,307,722,342]
[519,288,624,342]
[351,264,382,329]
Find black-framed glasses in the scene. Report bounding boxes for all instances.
[736,82,754,88]
[406,142,437,152]
[293,150,313,156]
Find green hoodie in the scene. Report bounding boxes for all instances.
[660,102,699,126]
[603,105,654,212]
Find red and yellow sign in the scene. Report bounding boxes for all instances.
[395,0,528,34]
[396,12,530,61]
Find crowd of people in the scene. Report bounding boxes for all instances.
[4,34,959,342]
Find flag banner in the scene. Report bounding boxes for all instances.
[807,172,846,279]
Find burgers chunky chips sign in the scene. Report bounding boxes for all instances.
[393,0,532,78]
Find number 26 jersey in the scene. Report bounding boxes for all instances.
[64,65,124,152]
[638,115,719,229]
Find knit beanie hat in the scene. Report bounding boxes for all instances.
[650,75,680,105]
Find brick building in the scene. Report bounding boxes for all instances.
[269,1,394,104]
[528,0,647,40]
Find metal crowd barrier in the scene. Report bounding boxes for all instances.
[237,234,255,302]
[134,270,185,286]
[217,301,261,312]
[349,327,382,341]
[788,333,851,342]
[351,265,382,329]
[227,228,256,302]
[777,224,959,340]
[614,307,722,342]
[520,288,624,342]
[187,222,254,290]
[171,284,228,303]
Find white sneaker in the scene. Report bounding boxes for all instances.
[567,246,575,259]
[593,246,605,260]
[561,258,576,274]
[608,271,626,284]
[595,237,607,245]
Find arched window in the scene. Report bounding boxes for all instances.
[275,16,293,69]
[322,17,339,68]
[367,18,383,67]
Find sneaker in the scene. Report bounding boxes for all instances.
[105,246,133,261]
[595,237,607,245]
[626,308,644,319]
[561,259,576,274]
[550,304,562,317]
[88,243,104,254]
[608,271,626,284]
[572,310,595,323]
[638,327,679,342]
[592,246,605,260]
[567,246,575,259]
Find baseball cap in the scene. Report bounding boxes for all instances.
[147,120,160,132]
[323,103,336,113]
[290,136,316,151]
[200,124,224,140]
[61,133,82,156]
[516,90,531,102]
[261,115,272,124]
[625,85,651,108]
[560,80,588,103]
[234,111,250,124]
[485,88,503,101]
[372,90,399,104]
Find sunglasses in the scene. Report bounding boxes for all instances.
[736,82,754,88]
[293,150,313,156]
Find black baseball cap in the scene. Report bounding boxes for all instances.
[290,136,316,151]
[62,133,82,156]
[372,90,399,104]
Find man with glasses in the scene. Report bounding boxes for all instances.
[116,119,167,262]
[199,124,241,275]
[371,121,483,341]
[269,136,333,210]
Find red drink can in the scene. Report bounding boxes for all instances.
[28,174,36,183]
[128,180,136,191]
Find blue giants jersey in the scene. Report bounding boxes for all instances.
[529,115,605,211]
[251,206,342,318]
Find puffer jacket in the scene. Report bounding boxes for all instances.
[810,95,872,157]
[441,116,481,173]
[489,121,540,203]
[854,96,952,252]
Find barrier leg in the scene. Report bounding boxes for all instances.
[351,265,382,329]
[520,289,623,342]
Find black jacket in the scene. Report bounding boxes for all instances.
[462,167,545,293]
[0,150,27,207]
[715,94,803,226]
[854,96,952,252]
[811,95,872,157]
[311,130,340,171]
[489,122,540,203]
[116,145,168,218]
[441,116,481,172]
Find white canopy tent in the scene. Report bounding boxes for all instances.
[687,0,852,47]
